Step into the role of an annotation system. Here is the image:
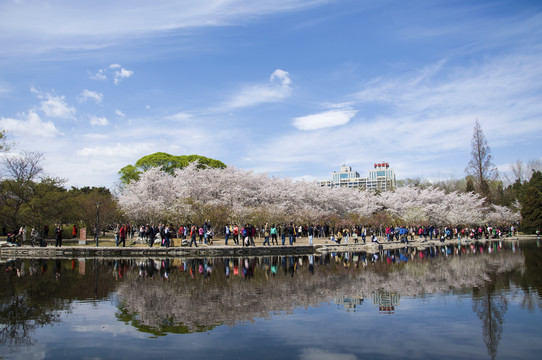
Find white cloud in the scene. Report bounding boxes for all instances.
[77,142,150,159]
[115,109,125,117]
[0,110,60,137]
[300,348,356,360]
[89,116,110,127]
[0,81,11,95]
[247,51,542,180]
[225,69,292,109]
[0,1,327,55]
[41,93,75,119]
[89,64,133,84]
[81,133,110,140]
[166,112,193,121]
[79,89,103,104]
[88,68,107,80]
[353,52,542,146]
[113,66,133,85]
[31,89,76,119]
[293,108,357,131]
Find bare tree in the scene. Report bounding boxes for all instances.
[1,151,45,229]
[465,120,498,198]
[2,151,44,183]
[509,160,526,183]
[527,159,542,174]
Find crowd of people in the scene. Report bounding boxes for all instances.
[5,224,66,247]
[113,221,519,248]
[4,220,521,249]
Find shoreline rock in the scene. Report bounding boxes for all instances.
[0,235,534,259]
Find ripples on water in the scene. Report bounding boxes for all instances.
[1,239,541,359]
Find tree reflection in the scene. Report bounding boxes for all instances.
[114,243,529,335]
[0,259,64,346]
[0,259,118,348]
[0,293,60,346]
[472,276,508,360]
[1,240,541,350]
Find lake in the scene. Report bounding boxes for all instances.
[1,239,541,359]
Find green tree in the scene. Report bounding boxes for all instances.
[119,152,226,184]
[19,177,71,231]
[118,165,141,184]
[465,176,475,193]
[68,186,122,235]
[520,171,542,233]
[0,130,9,152]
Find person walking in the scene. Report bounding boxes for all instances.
[198,226,204,244]
[308,224,314,246]
[280,224,286,245]
[55,224,63,247]
[147,225,156,247]
[271,224,278,245]
[190,225,198,247]
[163,225,171,248]
[118,224,126,247]
[114,224,120,245]
[287,223,295,246]
[224,224,230,245]
[263,222,270,246]
[233,224,239,245]
[250,224,256,246]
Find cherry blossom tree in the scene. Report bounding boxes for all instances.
[118,163,519,229]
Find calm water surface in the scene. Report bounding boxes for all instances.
[1,240,541,359]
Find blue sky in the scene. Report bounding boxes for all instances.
[1,0,541,188]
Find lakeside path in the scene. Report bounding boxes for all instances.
[1,235,537,259]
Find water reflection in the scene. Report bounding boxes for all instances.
[372,291,400,314]
[1,240,541,358]
[0,258,118,348]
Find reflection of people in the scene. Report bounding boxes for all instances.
[55,259,62,280]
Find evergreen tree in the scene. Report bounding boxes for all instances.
[520,171,542,233]
[466,176,475,193]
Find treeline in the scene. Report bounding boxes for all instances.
[0,151,120,236]
[397,161,542,233]
[117,163,521,234]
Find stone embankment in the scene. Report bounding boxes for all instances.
[0,235,534,259]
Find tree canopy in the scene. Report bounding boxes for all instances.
[118,163,520,229]
[119,152,226,184]
[519,171,542,233]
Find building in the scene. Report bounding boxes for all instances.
[318,162,396,191]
